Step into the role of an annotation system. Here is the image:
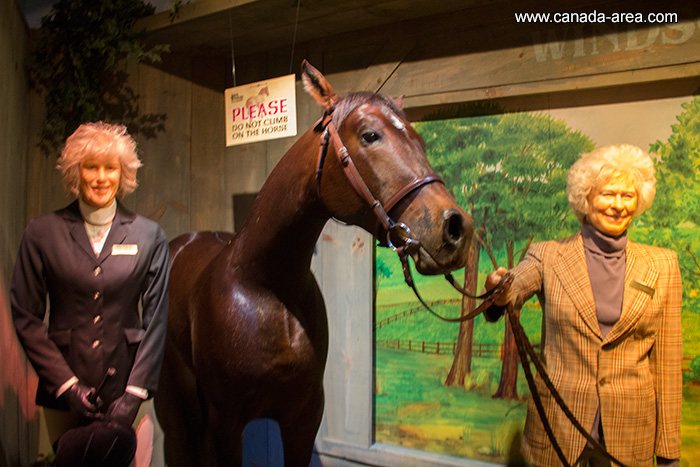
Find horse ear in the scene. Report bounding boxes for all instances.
[394,95,405,109]
[301,60,339,113]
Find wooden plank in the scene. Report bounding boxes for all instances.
[138,0,489,58]
[190,56,228,232]
[225,142,267,196]
[380,18,700,103]
[316,438,497,467]
[0,0,30,279]
[2,4,64,464]
[314,222,373,448]
[403,62,700,116]
[134,56,193,240]
[355,37,417,93]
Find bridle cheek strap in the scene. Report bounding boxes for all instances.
[317,114,444,244]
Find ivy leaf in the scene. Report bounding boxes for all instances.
[28,0,168,156]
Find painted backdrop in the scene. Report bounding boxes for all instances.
[374,93,700,466]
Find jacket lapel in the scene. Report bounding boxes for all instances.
[97,202,136,263]
[552,233,602,340]
[64,201,100,263]
[604,243,658,344]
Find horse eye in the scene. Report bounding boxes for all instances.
[361,131,381,144]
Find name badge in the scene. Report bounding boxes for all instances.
[630,279,655,298]
[112,244,138,256]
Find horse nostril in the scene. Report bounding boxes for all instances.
[442,209,467,244]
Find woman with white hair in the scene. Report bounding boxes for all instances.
[11,122,169,466]
[485,144,682,466]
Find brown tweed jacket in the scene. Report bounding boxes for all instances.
[511,232,682,467]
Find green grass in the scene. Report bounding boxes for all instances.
[375,348,528,463]
[375,247,700,465]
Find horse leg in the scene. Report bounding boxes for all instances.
[279,391,325,466]
[154,339,204,467]
[203,401,245,467]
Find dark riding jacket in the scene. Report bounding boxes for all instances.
[11,201,169,409]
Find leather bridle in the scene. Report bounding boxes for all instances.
[316,111,513,317]
[315,109,628,467]
[316,112,442,251]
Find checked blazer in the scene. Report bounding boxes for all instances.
[505,231,682,467]
[11,201,169,410]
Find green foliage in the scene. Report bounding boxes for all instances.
[640,94,700,311]
[27,0,170,155]
[648,96,700,227]
[375,255,394,286]
[416,111,594,268]
[692,355,700,383]
[30,453,55,467]
[169,0,191,22]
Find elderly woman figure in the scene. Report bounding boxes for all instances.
[485,144,681,467]
[11,122,169,465]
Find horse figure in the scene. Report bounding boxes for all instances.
[155,61,473,466]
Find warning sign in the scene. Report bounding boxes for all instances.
[224,74,297,146]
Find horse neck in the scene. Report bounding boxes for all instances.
[232,128,329,283]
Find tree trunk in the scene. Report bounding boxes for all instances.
[493,242,520,400]
[493,305,520,399]
[445,232,480,387]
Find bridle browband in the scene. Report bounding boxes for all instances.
[314,108,628,467]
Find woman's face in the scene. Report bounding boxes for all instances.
[79,154,121,208]
[586,174,638,237]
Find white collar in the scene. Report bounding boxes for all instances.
[79,199,117,226]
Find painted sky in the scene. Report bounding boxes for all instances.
[549,96,691,153]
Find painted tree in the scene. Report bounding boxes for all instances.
[418,112,500,387]
[418,112,593,398]
[643,94,700,311]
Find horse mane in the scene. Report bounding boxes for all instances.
[331,92,405,128]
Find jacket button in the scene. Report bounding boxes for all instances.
[93,292,100,300]
[94,266,102,276]
[92,340,100,349]
[93,315,101,324]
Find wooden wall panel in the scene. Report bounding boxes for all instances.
[0,0,30,283]
[226,143,267,195]
[388,27,700,110]
[134,57,193,240]
[314,223,373,447]
[190,56,228,232]
[0,2,41,467]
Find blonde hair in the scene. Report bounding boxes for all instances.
[566,144,656,223]
[57,122,142,198]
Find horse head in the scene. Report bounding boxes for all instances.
[302,61,473,275]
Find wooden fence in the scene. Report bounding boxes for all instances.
[683,356,693,373]
[379,339,691,372]
[376,339,540,357]
[375,299,461,329]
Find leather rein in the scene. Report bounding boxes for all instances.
[315,111,627,467]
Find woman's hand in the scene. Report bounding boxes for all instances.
[106,392,142,428]
[62,382,103,420]
[485,267,512,306]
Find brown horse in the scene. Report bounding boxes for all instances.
[154,61,473,466]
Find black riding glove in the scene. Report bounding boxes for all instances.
[106,392,142,427]
[62,383,102,420]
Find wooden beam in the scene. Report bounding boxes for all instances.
[353,38,417,93]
